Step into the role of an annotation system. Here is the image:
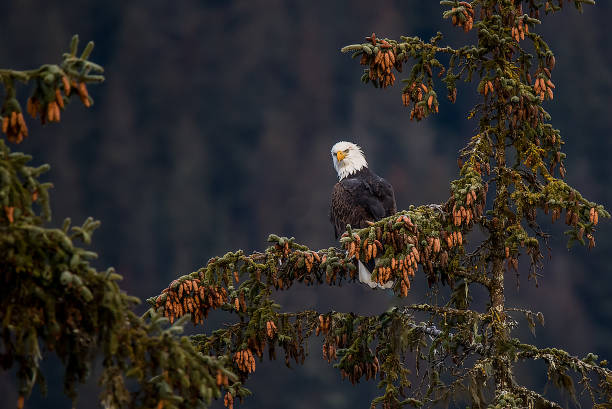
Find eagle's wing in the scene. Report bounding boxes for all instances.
[331,181,369,238]
[372,175,397,217]
[342,177,387,219]
[350,174,397,220]
[330,176,396,238]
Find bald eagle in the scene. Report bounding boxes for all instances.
[329,141,397,289]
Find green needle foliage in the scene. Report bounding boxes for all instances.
[146,1,612,408]
[0,36,237,409]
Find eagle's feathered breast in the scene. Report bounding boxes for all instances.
[330,167,396,239]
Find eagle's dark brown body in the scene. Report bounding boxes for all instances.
[330,167,396,238]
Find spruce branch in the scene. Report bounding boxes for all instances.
[0,43,240,409]
[0,35,103,144]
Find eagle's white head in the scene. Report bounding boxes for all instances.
[331,141,368,180]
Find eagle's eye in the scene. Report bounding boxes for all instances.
[344,149,349,153]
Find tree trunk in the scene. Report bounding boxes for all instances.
[490,129,512,394]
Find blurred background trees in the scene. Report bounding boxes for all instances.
[0,1,611,408]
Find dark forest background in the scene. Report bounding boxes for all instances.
[0,1,611,408]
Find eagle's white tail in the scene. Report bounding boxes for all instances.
[358,260,393,289]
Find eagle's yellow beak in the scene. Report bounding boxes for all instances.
[336,151,346,162]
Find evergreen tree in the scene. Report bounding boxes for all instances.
[147,1,612,408]
[0,36,236,409]
[1,1,611,408]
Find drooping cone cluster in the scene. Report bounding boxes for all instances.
[541,181,606,250]
[315,314,331,336]
[444,1,475,32]
[1,111,28,143]
[401,82,438,121]
[360,35,397,88]
[339,352,380,385]
[315,313,382,384]
[154,276,227,324]
[223,392,234,409]
[26,76,69,124]
[341,33,405,89]
[233,349,256,373]
[291,247,345,288]
[511,15,529,42]
[265,320,277,338]
[533,73,555,101]
[26,77,92,125]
